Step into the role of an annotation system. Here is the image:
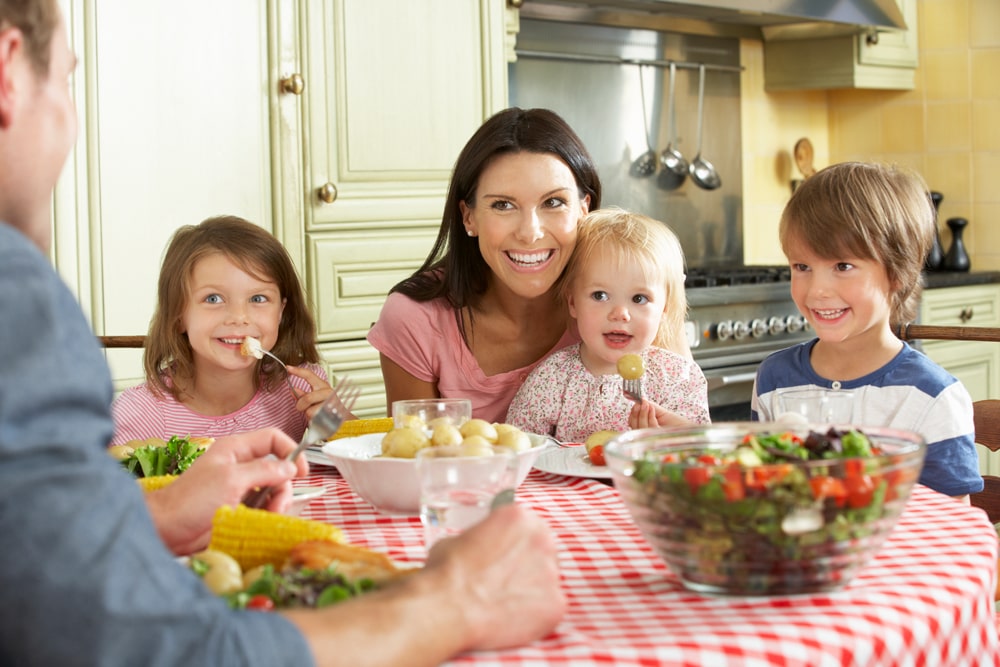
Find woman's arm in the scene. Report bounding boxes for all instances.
[379,353,439,415]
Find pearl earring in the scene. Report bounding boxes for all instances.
[466,230,475,237]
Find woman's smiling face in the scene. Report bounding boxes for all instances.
[460,151,590,300]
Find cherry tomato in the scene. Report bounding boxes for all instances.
[844,472,875,509]
[809,475,847,507]
[588,445,606,467]
[684,466,712,493]
[745,464,792,490]
[246,594,275,612]
[721,464,745,501]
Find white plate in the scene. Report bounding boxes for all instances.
[293,485,325,502]
[532,446,613,480]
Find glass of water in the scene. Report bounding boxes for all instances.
[775,387,856,425]
[415,445,516,552]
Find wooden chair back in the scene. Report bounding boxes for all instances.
[972,399,1000,525]
[98,335,146,349]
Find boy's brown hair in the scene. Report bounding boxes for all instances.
[779,162,934,326]
[561,207,687,352]
[144,215,319,399]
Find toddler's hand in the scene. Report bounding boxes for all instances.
[629,400,693,430]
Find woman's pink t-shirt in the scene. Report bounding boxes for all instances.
[367,291,577,423]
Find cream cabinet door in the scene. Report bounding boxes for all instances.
[300,0,507,235]
[54,0,276,390]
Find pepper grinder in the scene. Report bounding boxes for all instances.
[924,191,944,270]
[943,217,970,272]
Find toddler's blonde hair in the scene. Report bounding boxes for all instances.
[561,207,687,351]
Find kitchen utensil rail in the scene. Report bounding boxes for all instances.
[515,49,744,73]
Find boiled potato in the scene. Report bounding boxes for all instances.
[459,419,498,443]
[397,414,427,431]
[192,549,243,595]
[584,430,619,454]
[430,422,463,447]
[495,427,531,453]
[460,435,496,457]
[427,416,459,430]
[381,428,430,458]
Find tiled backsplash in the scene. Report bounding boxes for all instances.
[741,0,1000,271]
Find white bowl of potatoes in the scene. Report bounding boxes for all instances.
[321,406,548,515]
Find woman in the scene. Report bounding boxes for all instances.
[368,107,602,422]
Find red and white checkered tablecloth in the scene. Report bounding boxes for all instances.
[299,465,999,666]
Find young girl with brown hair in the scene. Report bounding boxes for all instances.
[111,215,332,444]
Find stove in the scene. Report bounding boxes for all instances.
[683,266,812,420]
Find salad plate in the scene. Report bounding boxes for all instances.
[533,445,613,480]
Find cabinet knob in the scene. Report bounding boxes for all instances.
[280,73,305,95]
[317,182,338,204]
[959,307,974,323]
[507,0,524,7]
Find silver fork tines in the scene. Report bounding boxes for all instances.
[622,378,643,403]
[242,376,359,509]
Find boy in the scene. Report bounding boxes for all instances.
[752,162,982,501]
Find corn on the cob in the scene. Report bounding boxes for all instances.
[209,504,345,570]
[328,417,394,440]
[137,474,178,492]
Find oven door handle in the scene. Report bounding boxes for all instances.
[705,371,757,393]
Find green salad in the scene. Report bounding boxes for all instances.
[627,427,919,593]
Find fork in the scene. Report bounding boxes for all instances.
[622,377,644,403]
[242,376,361,509]
[242,336,298,398]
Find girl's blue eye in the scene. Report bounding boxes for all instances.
[205,294,223,304]
[251,294,268,304]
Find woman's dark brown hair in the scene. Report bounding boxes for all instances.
[392,107,602,310]
[144,215,319,399]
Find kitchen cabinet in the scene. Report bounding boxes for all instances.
[279,0,515,417]
[919,283,1000,476]
[763,0,917,91]
[52,0,516,419]
[53,0,275,392]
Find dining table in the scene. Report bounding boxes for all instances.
[296,462,999,666]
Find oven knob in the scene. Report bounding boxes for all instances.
[715,320,733,341]
[767,317,786,335]
[750,319,767,338]
[732,321,750,340]
[785,315,804,333]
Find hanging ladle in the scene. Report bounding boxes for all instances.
[658,61,687,190]
[629,64,657,178]
[689,64,722,191]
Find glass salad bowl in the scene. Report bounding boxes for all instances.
[604,422,926,596]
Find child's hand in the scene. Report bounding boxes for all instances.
[628,399,693,430]
[285,366,355,420]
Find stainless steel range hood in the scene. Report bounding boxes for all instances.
[519,0,908,40]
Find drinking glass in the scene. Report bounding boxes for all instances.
[415,445,515,551]
[775,387,855,425]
